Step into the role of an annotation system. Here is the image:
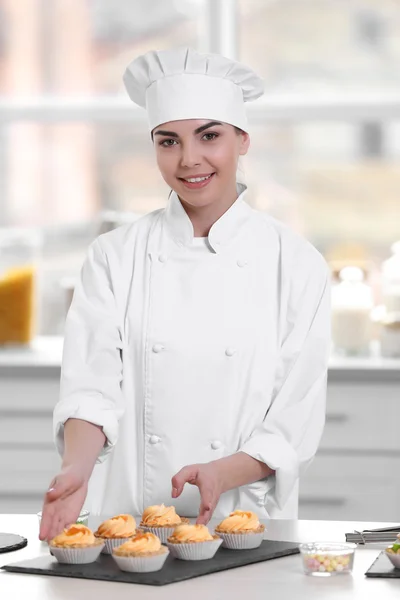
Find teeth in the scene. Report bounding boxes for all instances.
[184,174,212,183]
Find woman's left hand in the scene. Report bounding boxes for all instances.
[171,462,222,525]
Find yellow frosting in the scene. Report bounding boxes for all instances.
[95,514,136,538]
[217,510,261,532]
[116,532,162,554]
[51,524,96,547]
[141,504,181,526]
[169,524,214,543]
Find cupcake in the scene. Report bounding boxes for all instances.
[166,523,222,560]
[112,531,169,573]
[215,510,265,550]
[140,504,189,543]
[94,514,136,554]
[49,524,104,564]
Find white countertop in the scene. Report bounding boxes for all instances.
[0,337,63,369]
[0,515,399,599]
[1,337,400,376]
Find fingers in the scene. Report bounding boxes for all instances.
[48,514,64,543]
[171,465,198,498]
[39,472,80,541]
[63,506,81,530]
[39,504,64,542]
[39,481,65,540]
[39,502,55,541]
[196,488,214,525]
[40,500,78,542]
[196,512,211,525]
[171,464,219,525]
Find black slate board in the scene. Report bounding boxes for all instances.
[0,533,28,554]
[365,551,400,578]
[1,540,299,586]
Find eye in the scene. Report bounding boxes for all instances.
[202,132,218,141]
[159,139,178,147]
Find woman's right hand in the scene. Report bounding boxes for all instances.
[39,465,88,542]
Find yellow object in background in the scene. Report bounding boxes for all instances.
[0,266,35,344]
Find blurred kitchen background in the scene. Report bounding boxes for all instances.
[0,0,400,520]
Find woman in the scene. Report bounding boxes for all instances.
[39,47,331,542]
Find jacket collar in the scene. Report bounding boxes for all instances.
[164,183,252,253]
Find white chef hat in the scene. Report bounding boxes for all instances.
[123,46,264,134]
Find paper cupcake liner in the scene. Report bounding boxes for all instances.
[140,526,176,544]
[50,543,104,564]
[167,538,222,561]
[216,531,264,550]
[100,537,134,555]
[112,550,169,573]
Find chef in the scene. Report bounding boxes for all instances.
[39,47,331,542]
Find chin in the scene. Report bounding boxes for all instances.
[180,196,215,209]
[182,187,220,202]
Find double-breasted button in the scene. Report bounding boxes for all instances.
[158,254,168,263]
[211,440,222,450]
[225,347,236,357]
[237,259,247,268]
[149,435,161,445]
[152,344,164,353]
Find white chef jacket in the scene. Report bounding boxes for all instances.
[54,183,331,520]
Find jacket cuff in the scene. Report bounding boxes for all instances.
[240,432,299,511]
[53,400,119,464]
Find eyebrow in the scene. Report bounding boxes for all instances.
[153,121,223,138]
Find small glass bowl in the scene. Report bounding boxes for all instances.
[299,542,356,576]
[37,509,90,527]
[385,546,400,569]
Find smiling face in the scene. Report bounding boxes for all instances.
[152,119,250,209]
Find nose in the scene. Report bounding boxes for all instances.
[179,141,201,169]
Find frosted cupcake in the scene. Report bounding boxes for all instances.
[140,504,188,543]
[94,514,136,554]
[215,510,265,550]
[166,523,222,561]
[49,524,104,564]
[112,531,169,573]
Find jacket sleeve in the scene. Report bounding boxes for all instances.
[239,251,331,513]
[53,237,124,463]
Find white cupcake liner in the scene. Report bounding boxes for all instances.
[50,542,104,564]
[100,537,134,555]
[216,530,264,550]
[140,526,176,544]
[112,550,169,573]
[167,538,222,561]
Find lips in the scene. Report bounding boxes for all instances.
[178,172,216,190]
[178,173,215,182]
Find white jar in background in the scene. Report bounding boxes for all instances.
[382,241,400,313]
[331,267,374,356]
[380,313,400,358]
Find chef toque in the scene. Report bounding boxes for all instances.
[123,46,264,133]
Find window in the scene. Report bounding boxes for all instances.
[238,0,400,280]
[239,0,400,94]
[0,0,399,334]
